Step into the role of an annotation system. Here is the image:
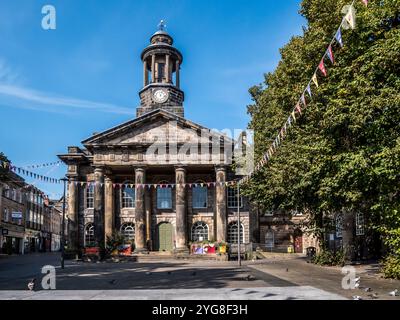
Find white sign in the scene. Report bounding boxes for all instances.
[11,212,22,219]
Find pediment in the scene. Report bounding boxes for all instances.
[82,109,231,148]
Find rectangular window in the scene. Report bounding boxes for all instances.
[192,186,208,208]
[157,187,172,209]
[227,187,243,208]
[122,187,135,208]
[86,184,94,209]
[356,212,365,236]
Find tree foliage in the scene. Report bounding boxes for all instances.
[245,0,400,262]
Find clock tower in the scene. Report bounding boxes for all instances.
[137,21,184,117]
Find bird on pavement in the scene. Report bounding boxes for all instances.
[145,271,152,275]
[352,295,362,300]
[364,287,372,292]
[355,282,361,289]
[354,277,361,283]
[389,289,398,296]
[27,278,36,291]
[109,279,117,285]
[191,271,197,276]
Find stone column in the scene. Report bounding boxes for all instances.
[145,188,152,250]
[143,60,148,87]
[67,176,78,249]
[215,166,227,242]
[104,176,114,243]
[151,54,156,83]
[134,167,146,252]
[175,60,180,88]
[175,166,187,252]
[93,167,105,247]
[165,54,170,83]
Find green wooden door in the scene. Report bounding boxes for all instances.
[158,223,173,251]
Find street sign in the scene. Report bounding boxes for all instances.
[11,212,23,219]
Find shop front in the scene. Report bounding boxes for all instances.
[24,229,40,253]
[0,224,25,254]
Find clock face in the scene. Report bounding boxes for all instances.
[153,89,168,103]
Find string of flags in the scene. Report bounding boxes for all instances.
[240,0,367,185]
[1,159,62,184]
[21,160,63,169]
[70,180,239,189]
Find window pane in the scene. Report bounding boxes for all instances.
[192,186,207,208]
[157,187,172,209]
[227,187,243,208]
[227,222,244,244]
[122,187,135,208]
[191,222,208,241]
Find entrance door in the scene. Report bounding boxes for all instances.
[157,223,173,251]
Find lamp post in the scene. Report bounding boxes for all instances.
[60,177,68,269]
[237,181,241,267]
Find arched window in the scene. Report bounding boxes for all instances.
[265,230,274,248]
[227,221,244,244]
[192,182,207,208]
[157,182,172,209]
[191,221,209,242]
[84,223,95,247]
[356,212,365,236]
[122,184,135,208]
[120,223,135,241]
[86,183,94,208]
[336,214,343,238]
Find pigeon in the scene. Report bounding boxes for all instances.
[244,275,254,281]
[354,277,361,283]
[27,278,36,291]
[364,287,372,292]
[352,295,362,300]
[109,279,116,285]
[145,271,152,275]
[355,282,360,289]
[389,289,398,296]
[191,271,197,276]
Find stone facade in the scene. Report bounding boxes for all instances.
[58,27,254,253]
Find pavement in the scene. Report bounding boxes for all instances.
[0,252,399,300]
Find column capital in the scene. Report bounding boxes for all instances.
[215,165,227,173]
[174,165,187,172]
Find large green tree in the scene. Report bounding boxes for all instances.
[245,0,400,273]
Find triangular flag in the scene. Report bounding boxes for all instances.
[287,116,292,126]
[291,110,296,122]
[335,28,343,47]
[318,59,327,76]
[295,103,302,115]
[312,73,319,88]
[306,84,312,98]
[344,6,356,30]
[327,45,334,64]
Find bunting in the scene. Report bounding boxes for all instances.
[239,0,368,185]
[318,59,327,76]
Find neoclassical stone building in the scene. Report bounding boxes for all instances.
[59,25,256,253]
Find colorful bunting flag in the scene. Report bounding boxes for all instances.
[344,5,356,30]
[318,59,327,76]
[306,84,312,98]
[336,28,343,47]
[327,45,334,64]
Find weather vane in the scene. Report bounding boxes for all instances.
[158,19,166,31]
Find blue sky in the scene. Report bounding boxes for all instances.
[0,0,305,198]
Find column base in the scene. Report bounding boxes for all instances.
[174,247,189,254]
[134,247,149,254]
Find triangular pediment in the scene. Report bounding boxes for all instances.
[82,109,231,147]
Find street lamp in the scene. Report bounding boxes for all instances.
[237,181,241,267]
[60,177,68,269]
